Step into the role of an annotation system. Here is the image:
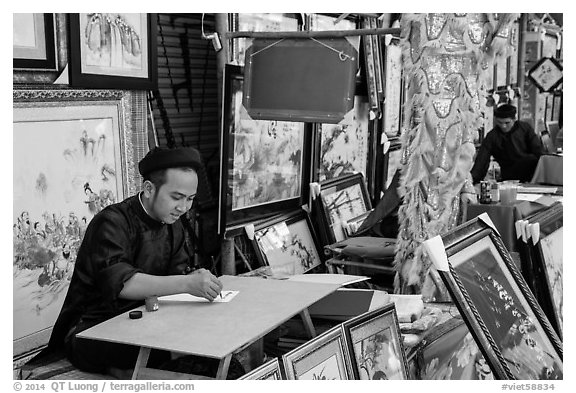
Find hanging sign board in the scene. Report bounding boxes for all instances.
[243,37,359,124]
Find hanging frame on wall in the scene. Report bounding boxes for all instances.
[13,13,68,84]
[527,57,563,93]
[68,13,158,90]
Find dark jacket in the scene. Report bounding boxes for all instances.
[44,194,193,353]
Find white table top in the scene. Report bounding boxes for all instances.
[77,275,340,359]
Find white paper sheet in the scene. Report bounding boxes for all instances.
[158,290,239,303]
[517,186,558,194]
[516,193,542,202]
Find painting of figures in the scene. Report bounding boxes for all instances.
[79,13,148,78]
[319,96,370,181]
[12,89,143,356]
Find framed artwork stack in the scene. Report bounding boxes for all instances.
[282,303,408,380]
[13,13,157,90]
[424,215,563,380]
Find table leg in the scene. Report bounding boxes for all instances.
[300,308,316,338]
[131,347,151,380]
[215,354,232,380]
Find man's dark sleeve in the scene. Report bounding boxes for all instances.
[82,211,143,305]
[470,138,492,184]
[524,122,544,156]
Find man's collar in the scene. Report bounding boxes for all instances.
[138,192,164,224]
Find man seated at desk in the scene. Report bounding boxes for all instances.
[38,147,223,376]
[471,103,543,183]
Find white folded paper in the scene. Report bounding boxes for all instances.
[158,290,239,303]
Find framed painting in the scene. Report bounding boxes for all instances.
[13,88,148,357]
[283,325,353,380]
[508,22,519,86]
[316,96,372,182]
[541,32,559,59]
[342,303,409,380]
[524,203,563,339]
[552,94,562,123]
[316,172,372,244]
[252,210,323,277]
[545,95,554,122]
[13,13,56,70]
[230,13,300,66]
[495,56,507,89]
[424,215,563,380]
[361,18,380,115]
[238,358,283,380]
[13,13,68,84]
[68,13,158,90]
[369,16,385,101]
[219,64,311,234]
[527,57,563,94]
[383,42,403,137]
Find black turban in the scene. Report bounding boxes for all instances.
[138,147,203,177]
[494,104,517,119]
